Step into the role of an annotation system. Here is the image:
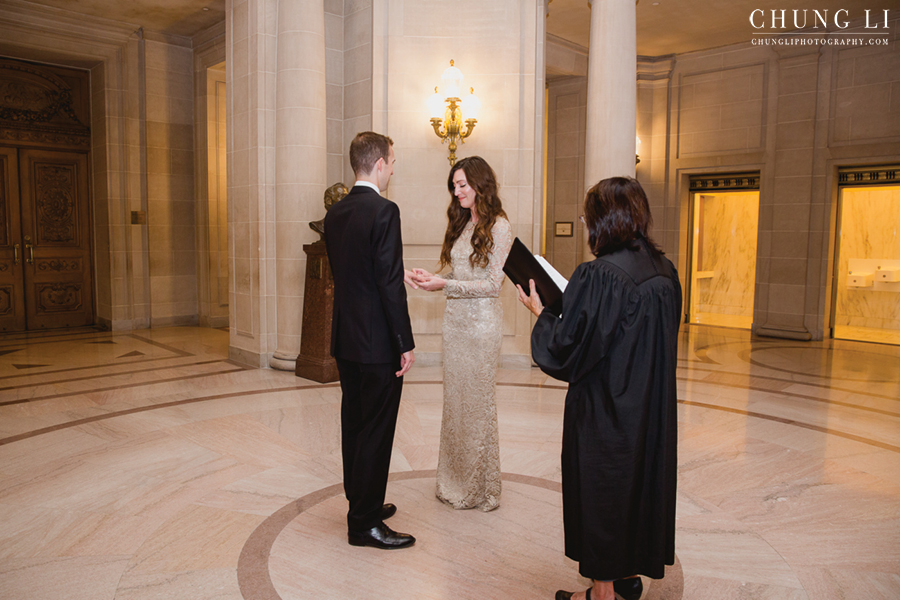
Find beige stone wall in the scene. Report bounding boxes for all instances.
[193,24,228,329]
[546,17,900,342]
[193,63,229,328]
[545,77,587,280]
[342,0,373,184]
[145,39,198,327]
[370,0,546,365]
[325,0,345,186]
[636,56,673,256]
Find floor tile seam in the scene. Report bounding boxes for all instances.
[0,383,340,447]
[703,337,900,356]
[0,355,199,382]
[679,364,900,401]
[124,333,192,357]
[0,366,249,408]
[743,358,900,384]
[2,380,898,464]
[676,375,900,418]
[678,399,900,453]
[496,371,899,416]
[0,328,108,346]
[739,347,900,383]
[0,359,234,393]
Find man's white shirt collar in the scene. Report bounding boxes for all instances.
[354,180,380,194]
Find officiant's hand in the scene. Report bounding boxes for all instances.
[516,279,544,317]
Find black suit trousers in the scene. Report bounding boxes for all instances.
[336,357,403,533]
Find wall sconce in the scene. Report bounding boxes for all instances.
[635,135,642,165]
[427,60,481,166]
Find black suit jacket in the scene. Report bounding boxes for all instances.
[324,185,415,363]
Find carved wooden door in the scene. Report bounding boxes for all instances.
[0,147,26,331]
[18,148,93,329]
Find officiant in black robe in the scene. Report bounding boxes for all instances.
[517,177,681,600]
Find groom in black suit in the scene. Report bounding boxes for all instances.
[324,131,416,550]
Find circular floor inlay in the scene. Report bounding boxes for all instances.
[744,345,900,382]
[238,471,683,600]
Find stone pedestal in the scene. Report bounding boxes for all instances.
[295,242,339,383]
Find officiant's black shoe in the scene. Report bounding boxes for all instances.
[348,523,415,550]
[614,577,642,600]
[381,503,397,520]
[555,588,591,600]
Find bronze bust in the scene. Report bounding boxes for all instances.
[310,182,349,241]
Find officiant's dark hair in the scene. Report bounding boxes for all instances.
[584,176,662,258]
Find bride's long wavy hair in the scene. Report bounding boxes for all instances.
[439,156,507,270]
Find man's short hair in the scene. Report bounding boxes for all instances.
[349,132,394,177]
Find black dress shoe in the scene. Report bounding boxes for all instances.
[614,577,642,600]
[381,503,397,520]
[555,589,591,600]
[348,522,415,549]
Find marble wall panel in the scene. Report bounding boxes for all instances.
[691,192,759,319]
[834,186,900,332]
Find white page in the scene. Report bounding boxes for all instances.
[534,255,568,292]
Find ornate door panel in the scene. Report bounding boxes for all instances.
[18,149,93,329]
[0,147,25,331]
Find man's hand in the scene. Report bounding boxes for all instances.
[403,269,419,290]
[396,350,415,377]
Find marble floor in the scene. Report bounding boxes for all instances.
[0,326,898,600]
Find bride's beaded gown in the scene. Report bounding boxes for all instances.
[436,217,513,511]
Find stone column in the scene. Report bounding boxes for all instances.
[583,0,637,259]
[269,0,328,370]
[227,0,278,368]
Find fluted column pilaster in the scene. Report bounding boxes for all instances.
[269,0,328,370]
[583,0,637,258]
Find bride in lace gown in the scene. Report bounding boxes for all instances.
[413,156,513,511]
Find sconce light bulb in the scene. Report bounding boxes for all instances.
[441,60,464,99]
[462,88,481,120]
[427,89,445,119]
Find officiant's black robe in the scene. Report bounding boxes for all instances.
[531,240,681,581]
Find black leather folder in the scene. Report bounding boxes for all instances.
[503,237,564,316]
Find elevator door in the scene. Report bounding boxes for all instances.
[0,147,93,331]
[688,180,760,329]
[832,176,900,345]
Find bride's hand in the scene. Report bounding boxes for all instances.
[416,274,446,292]
[412,268,433,281]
